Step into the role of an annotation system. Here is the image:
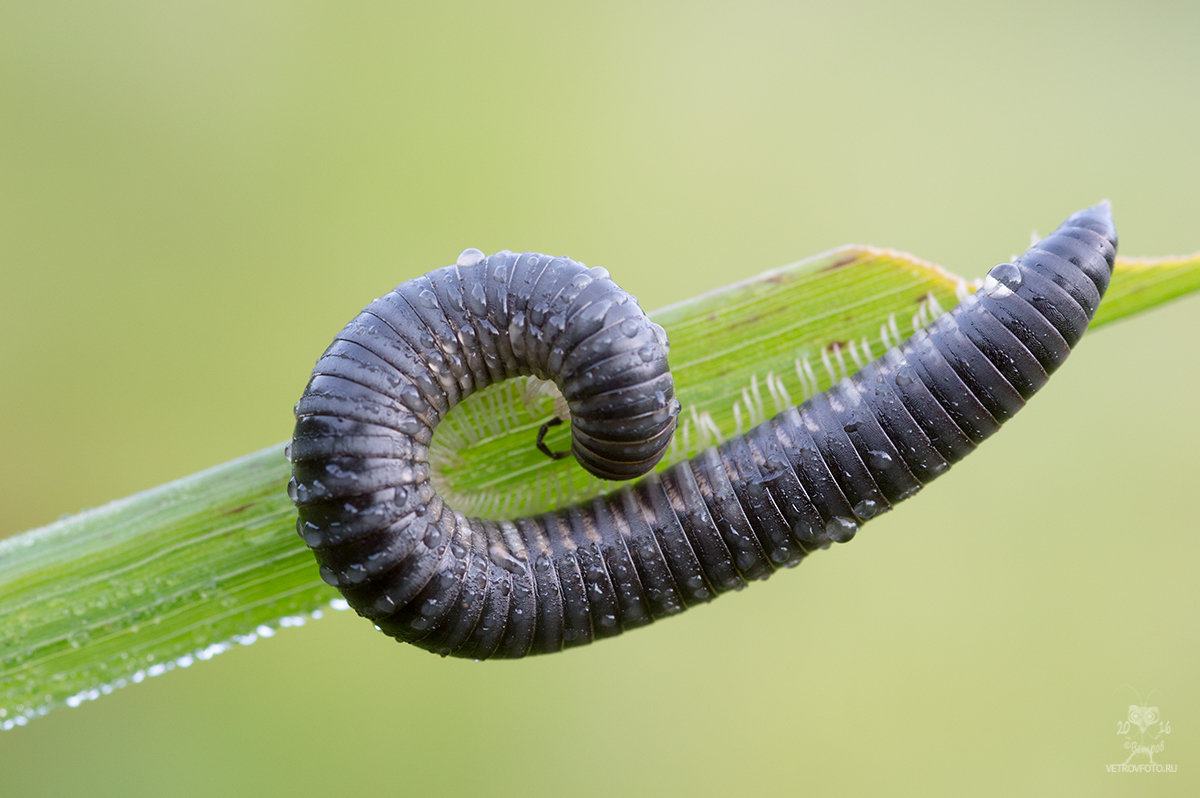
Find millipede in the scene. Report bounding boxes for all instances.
[288,203,1117,658]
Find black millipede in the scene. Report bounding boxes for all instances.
[288,203,1118,658]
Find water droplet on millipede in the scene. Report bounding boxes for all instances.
[456,248,485,268]
[300,522,324,547]
[318,565,339,587]
[417,289,438,309]
[984,262,1023,297]
[399,384,423,408]
[824,516,859,543]
[372,593,397,614]
[866,450,893,469]
[489,546,527,575]
[620,318,641,338]
[852,499,879,519]
[468,282,487,313]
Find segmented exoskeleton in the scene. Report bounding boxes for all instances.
[289,204,1117,658]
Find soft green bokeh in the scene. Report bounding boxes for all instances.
[2,1,1197,796]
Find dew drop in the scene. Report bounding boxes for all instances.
[791,519,818,543]
[527,300,549,327]
[852,499,879,519]
[424,524,445,548]
[456,248,485,268]
[490,546,527,575]
[824,516,859,543]
[866,450,893,470]
[324,462,353,479]
[468,282,488,313]
[619,318,641,338]
[417,289,438,309]
[372,593,397,615]
[344,563,368,584]
[399,384,423,409]
[300,523,324,547]
[318,565,339,587]
[984,262,1023,297]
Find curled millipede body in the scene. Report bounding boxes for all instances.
[288,204,1118,658]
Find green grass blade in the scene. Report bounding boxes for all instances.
[2,246,1198,730]
[1093,252,1200,328]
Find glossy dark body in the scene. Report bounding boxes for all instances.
[289,205,1117,658]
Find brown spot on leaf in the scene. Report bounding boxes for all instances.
[821,254,858,272]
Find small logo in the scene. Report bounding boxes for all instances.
[1105,691,1177,774]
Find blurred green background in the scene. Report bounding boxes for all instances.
[2,1,1197,795]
